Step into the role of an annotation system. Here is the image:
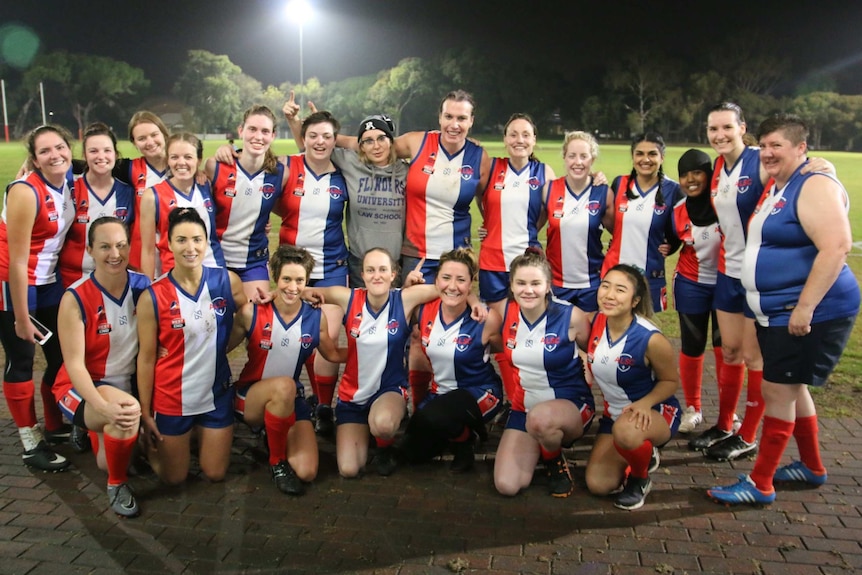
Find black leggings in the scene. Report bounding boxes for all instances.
[0,307,63,385]
[400,389,485,464]
[678,309,721,357]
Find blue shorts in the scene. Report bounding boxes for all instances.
[420,386,503,423]
[401,256,438,285]
[235,384,312,423]
[504,398,595,445]
[0,280,64,313]
[479,270,509,303]
[714,273,753,318]
[648,282,668,313]
[335,387,407,425]
[154,386,235,435]
[230,262,270,283]
[552,285,599,313]
[308,274,348,288]
[673,273,716,315]
[596,400,682,439]
[58,380,125,429]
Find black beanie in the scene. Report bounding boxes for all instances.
[357,114,395,142]
[677,148,712,178]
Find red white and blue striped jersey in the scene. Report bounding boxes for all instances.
[671,197,720,286]
[587,313,678,420]
[501,299,592,412]
[152,180,225,276]
[128,157,167,271]
[339,289,409,405]
[545,177,609,289]
[236,300,321,391]
[602,176,678,286]
[742,166,860,327]
[55,271,151,394]
[148,266,236,416]
[212,160,284,270]
[402,132,483,259]
[417,299,501,396]
[278,155,348,282]
[0,170,74,287]
[710,147,764,278]
[479,158,545,271]
[59,175,135,287]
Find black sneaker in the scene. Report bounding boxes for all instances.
[449,440,475,474]
[70,425,91,453]
[22,441,70,472]
[545,453,574,498]
[615,476,652,510]
[271,460,305,496]
[44,423,72,445]
[648,446,660,473]
[376,447,397,476]
[706,434,757,462]
[314,404,335,437]
[107,483,140,518]
[689,425,733,451]
[491,401,511,430]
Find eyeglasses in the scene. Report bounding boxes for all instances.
[360,135,389,147]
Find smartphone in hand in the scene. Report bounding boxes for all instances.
[29,315,53,346]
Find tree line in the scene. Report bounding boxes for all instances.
[4,45,862,150]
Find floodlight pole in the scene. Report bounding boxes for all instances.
[40,82,46,125]
[1,80,8,142]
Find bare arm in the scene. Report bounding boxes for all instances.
[394,131,424,160]
[228,301,253,352]
[301,285,352,311]
[568,305,592,351]
[316,312,348,363]
[5,184,40,341]
[621,332,679,431]
[139,188,157,280]
[601,187,615,233]
[135,289,162,443]
[475,149,492,218]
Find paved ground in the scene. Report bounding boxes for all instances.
[0,349,860,575]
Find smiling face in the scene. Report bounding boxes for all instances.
[168,221,206,270]
[131,122,166,161]
[275,262,308,307]
[504,118,536,163]
[435,260,471,310]
[239,113,275,158]
[167,141,199,182]
[303,121,336,164]
[597,269,639,319]
[679,169,709,198]
[87,221,129,276]
[511,264,550,314]
[361,249,397,297]
[31,131,72,182]
[438,99,474,149]
[83,134,117,177]
[707,110,746,158]
[632,141,663,180]
[564,138,595,182]
[758,129,807,185]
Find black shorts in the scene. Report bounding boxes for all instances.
[756,316,856,386]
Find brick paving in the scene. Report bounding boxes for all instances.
[0,346,859,574]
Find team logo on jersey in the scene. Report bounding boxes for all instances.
[204,198,214,212]
[300,333,314,349]
[542,333,560,352]
[552,196,564,219]
[494,169,506,190]
[96,305,112,335]
[454,334,473,352]
[260,322,273,350]
[45,195,58,222]
[587,200,602,216]
[770,197,787,215]
[387,319,400,335]
[136,173,146,184]
[328,186,344,200]
[168,199,177,209]
[653,204,667,216]
[115,207,129,219]
[210,297,228,316]
[421,319,433,347]
[616,353,635,372]
[261,183,276,200]
[228,172,236,181]
[349,311,363,338]
[528,176,541,190]
[460,165,474,181]
[224,187,236,198]
[736,176,752,194]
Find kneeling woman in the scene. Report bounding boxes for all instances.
[585,264,680,510]
[137,208,245,485]
[231,245,346,495]
[400,248,503,473]
[54,217,151,517]
[494,249,594,498]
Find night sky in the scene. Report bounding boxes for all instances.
[2,0,862,95]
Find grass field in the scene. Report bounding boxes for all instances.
[1,136,861,414]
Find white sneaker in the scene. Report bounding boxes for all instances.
[678,406,703,434]
[732,413,742,433]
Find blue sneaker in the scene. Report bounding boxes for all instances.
[773,461,827,486]
[708,474,775,505]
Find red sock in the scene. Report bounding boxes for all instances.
[495,353,515,401]
[679,352,704,411]
[793,415,825,475]
[750,415,794,493]
[90,431,101,457]
[717,363,745,431]
[3,380,37,428]
[408,370,432,412]
[316,375,337,409]
[737,369,764,444]
[713,346,724,384]
[304,353,318,398]
[103,434,137,486]
[41,379,64,431]
[614,440,653,479]
[264,410,296,466]
[539,445,561,462]
[452,426,471,443]
[375,437,394,449]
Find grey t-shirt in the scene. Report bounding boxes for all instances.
[331,148,408,259]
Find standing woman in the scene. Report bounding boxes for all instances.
[585,265,680,510]
[231,245,346,496]
[138,133,225,280]
[399,248,503,473]
[59,122,135,288]
[208,105,287,300]
[53,217,150,516]
[602,133,679,313]
[671,149,723,434]
[545,131,614,315]
[493,249,594,498]
[137,208,245,485]
[0,125,76,471]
